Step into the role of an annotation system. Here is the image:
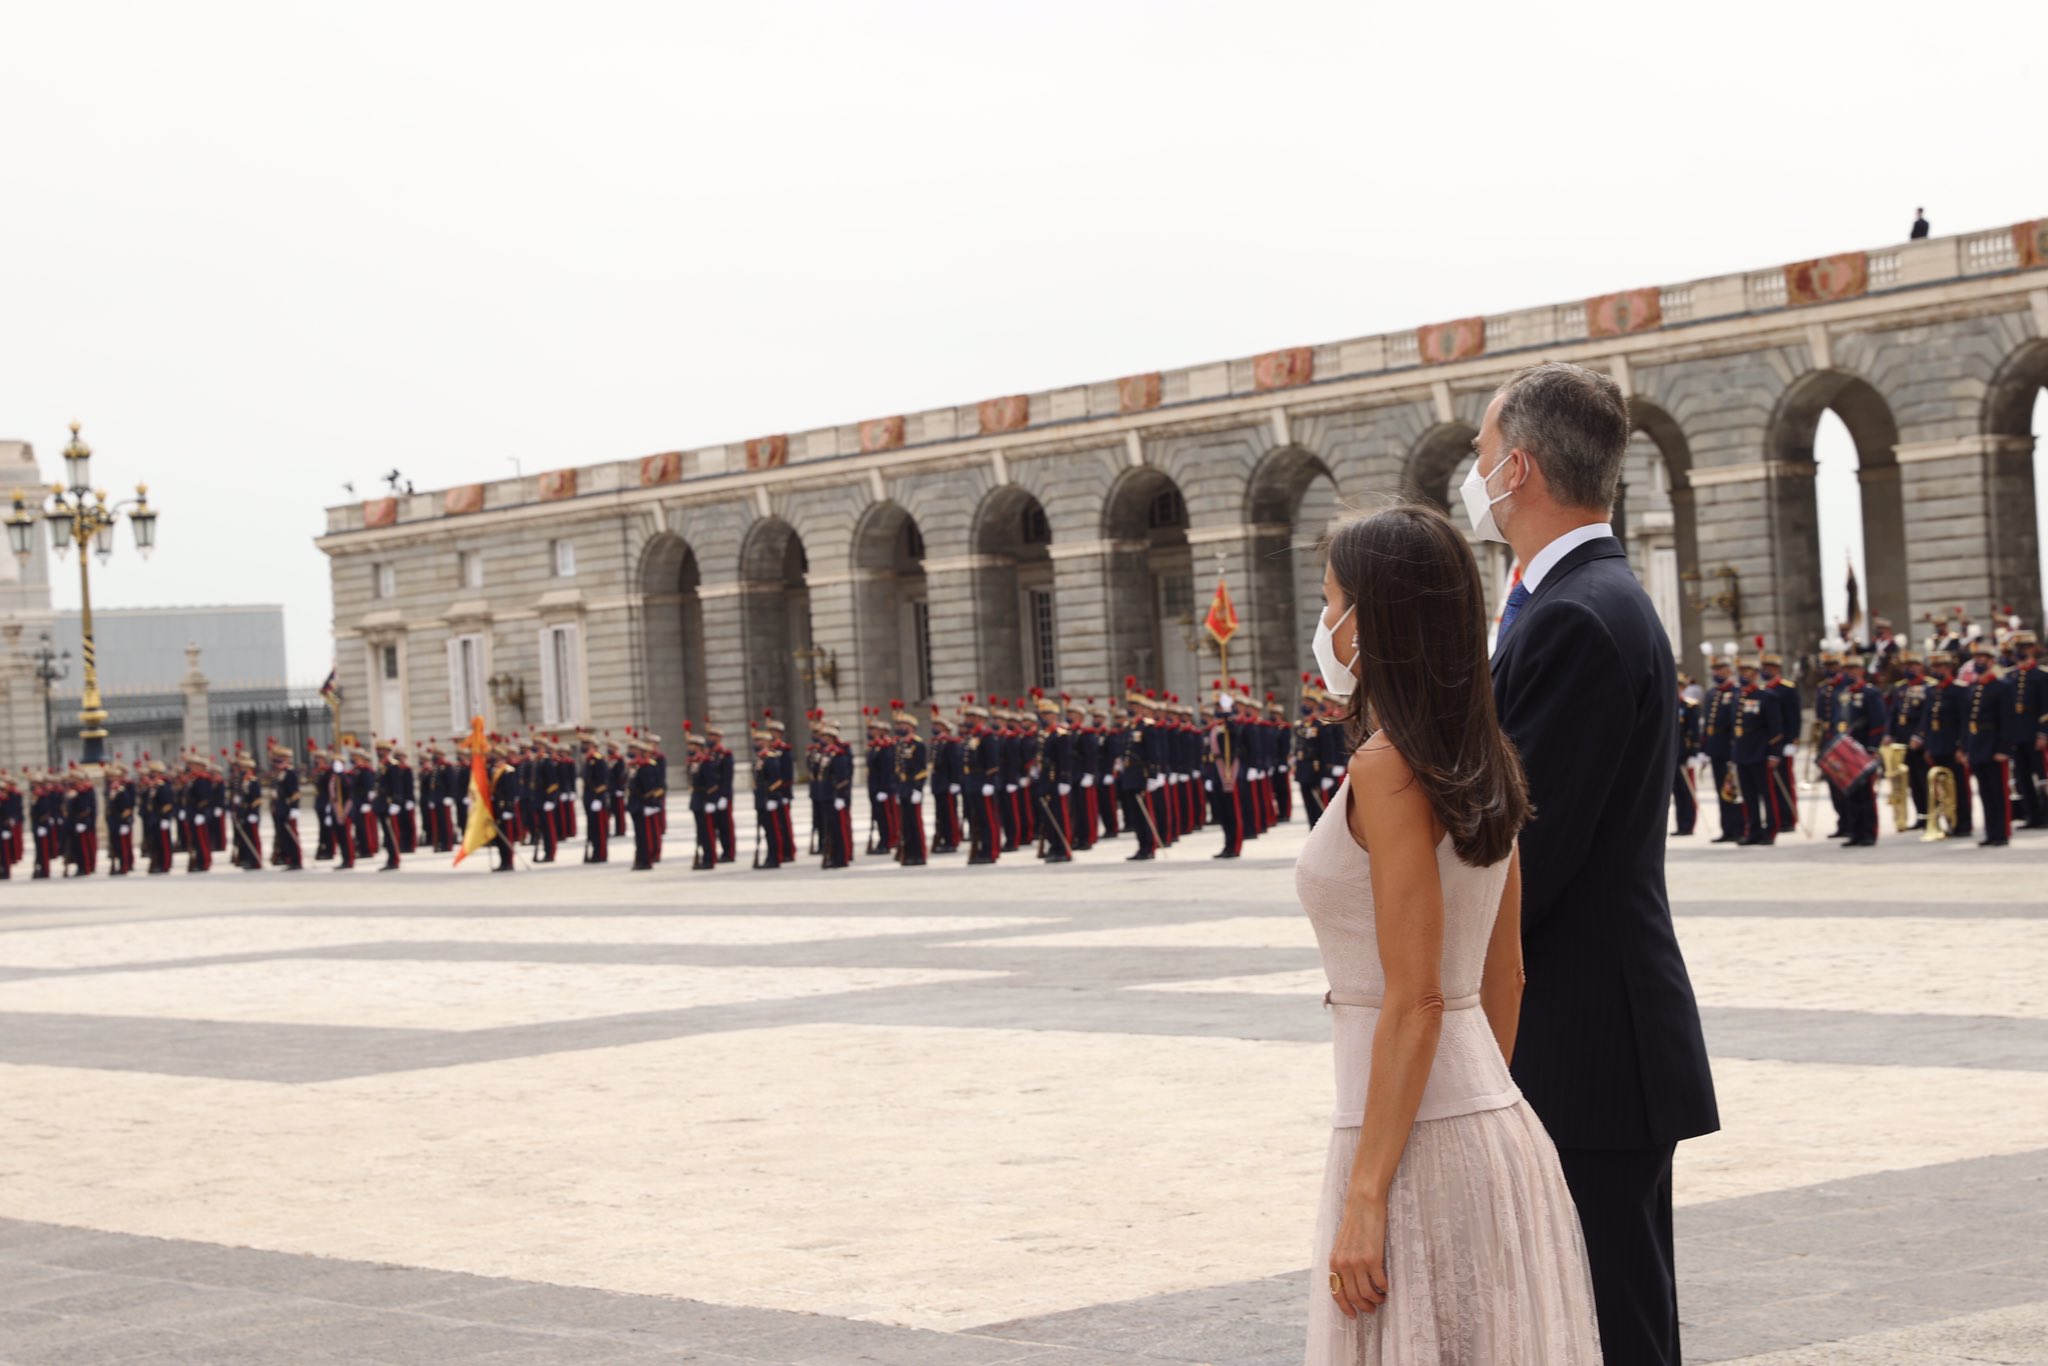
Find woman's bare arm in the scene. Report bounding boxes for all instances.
[1327,740,1445,1317]
[1479,842,1524,1065]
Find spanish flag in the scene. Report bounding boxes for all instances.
[452,716,498,866]
[1203,574,1239,647]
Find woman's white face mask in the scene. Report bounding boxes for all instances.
[1313,602,1358,697]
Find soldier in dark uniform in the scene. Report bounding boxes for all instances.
[270,742,303,870]
[184,758,214,873]
[1732,656,1781,845]
[1060,696,1096,853]
[1204,690,1243,858]
[747,722,778,869]
[489,741,521,871]
[0,771,20,878]
[386,746,417,854]
[1915,651,1971,836]
[1759,652,1802,830]
[684,725,717,869]
[703,723,736,862]
[104,765,136,875]
[141,762,175,873]
[928,708,961,854]
[1118,679,1157,861]
[958,698,998,864]
[348,749,379,861]
[1887,651,1932,828]
[580,736,610,863]
[627,738,661,869]
[2003,630,2046,829]
[1700,655,1742,842]
[891,705,930,866]
[820,717,854,869]
[1293,676,1327,828]
[1813,649,1846,836]
[993,703,1022,852]
[1965,640,2015,846]
[1673,679,1701,836]
[1831,653,1890,848]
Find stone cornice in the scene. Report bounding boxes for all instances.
[1686,460,1818,488]
[317,234,2048,555]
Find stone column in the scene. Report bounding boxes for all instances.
[180,644,211,757]
[695,578,753,779]
[1045,540,1123,702]
[1898,435,2043,631]
[919,555,992,701]
[1686,460,1818,655]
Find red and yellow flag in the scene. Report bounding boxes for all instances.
[452,716,498,866]
[1203,574,1239,646]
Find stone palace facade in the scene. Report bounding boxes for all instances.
[319,218,2048,758]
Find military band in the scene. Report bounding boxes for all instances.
[1672,621,2046,850]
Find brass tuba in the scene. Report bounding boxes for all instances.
[1923,763,1958,841]
[1879,742,1910,832]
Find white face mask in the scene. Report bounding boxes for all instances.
[1459,449,1519,543]
[1312,603,1359,697]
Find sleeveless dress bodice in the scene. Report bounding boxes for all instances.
[1295,776,1521,1126]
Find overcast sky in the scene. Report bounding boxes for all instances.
[7,0,2045,677]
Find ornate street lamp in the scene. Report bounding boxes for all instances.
[6,422,161,765]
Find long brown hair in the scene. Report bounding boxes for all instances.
[1323,503,1529,866]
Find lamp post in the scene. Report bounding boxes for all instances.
[6,423,158,766]
[28,632,70,768]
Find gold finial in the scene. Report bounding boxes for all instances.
[69,421,80,435]
[135,482,148,497]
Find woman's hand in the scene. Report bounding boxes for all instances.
[1328,1193,1389,1319]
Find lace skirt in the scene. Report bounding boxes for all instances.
[1305,1100,1601,1365]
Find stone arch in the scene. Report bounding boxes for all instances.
[1102,466,1199,702]
[736,516,813,751]
[1245,445,1339,698]
[1765,370,1906,651]
[1983,339,2048,627]
[849,500,931,708]
[970,484,1054,696]
[1401,421,1480,512]
[1619,397,1701,665]
[636,531,706,742]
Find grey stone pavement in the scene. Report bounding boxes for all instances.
[1,816,2044,1364]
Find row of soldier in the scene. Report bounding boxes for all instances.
[3,673,1365,878]
[1674,629,2047,848]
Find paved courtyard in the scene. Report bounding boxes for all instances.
[0,812,2043,1364]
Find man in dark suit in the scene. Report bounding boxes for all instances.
[1476,361,1720,1366]
[1910,207,1930,240]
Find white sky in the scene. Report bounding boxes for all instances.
[6,0,2045,677]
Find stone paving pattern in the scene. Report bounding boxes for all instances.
[1,815,2044,1364]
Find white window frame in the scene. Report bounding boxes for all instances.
[374,562,396,599]
[538,622,584,726]
[447,632,488,729]
[458,550,483,589]
[367,636,409,742]
[551,539,577,578]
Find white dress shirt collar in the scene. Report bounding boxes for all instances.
[1519,522,1613,596]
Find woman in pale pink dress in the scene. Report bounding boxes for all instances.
[1300,504,1600,1364]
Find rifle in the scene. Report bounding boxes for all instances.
[1035,791,1073,857]
[751,808,763,869]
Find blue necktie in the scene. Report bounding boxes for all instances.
[1496,581,1531,649]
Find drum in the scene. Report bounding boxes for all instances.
[1817,733,1878,792]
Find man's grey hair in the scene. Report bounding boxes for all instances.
[1494,361,1630,512]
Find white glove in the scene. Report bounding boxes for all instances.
[443,798,454,807]
[1058,783,1072,795]
[163,820,174,831]
[717,798,728,811]
[1204,779,1214,792]
[910,790,923,805]
[544,802,555,812]
[406,801,416,811]
[1148,776,1163,792]
[1080,775,1094,787]
[590,800,603,812]
[214,807,225,818]
[1004,783,1016,793]
[643,805,658,815]
[765,799,778,811]
[834,798,847,811]
[1783,744,1796,757]
[75,823,85,832]
[950,784,961,794]
[1320,778,1334,791]
[981,784,994,796]
[33,826,44,836]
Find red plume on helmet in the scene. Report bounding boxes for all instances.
[1124,674,1137,689]
[1754,634,1765,649]
[682,720,692,731]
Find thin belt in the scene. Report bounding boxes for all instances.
[1323,989,1481,1011]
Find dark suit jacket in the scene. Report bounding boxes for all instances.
[1490,535,1719,1150]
